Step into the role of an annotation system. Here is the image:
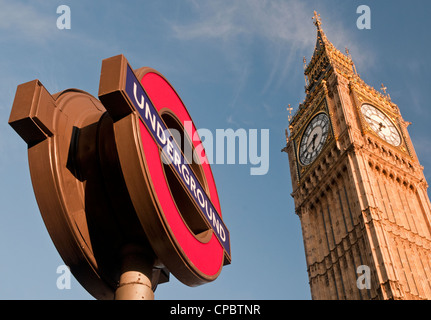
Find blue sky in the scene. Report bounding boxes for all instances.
[0,0,430,300]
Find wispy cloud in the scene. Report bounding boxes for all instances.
[170,1,369,78]
[172,0,314,45]
[169,0,366,121]
[169,0,319,126]
[0,0,55,42]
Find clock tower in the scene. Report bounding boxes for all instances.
[284,12,431,300]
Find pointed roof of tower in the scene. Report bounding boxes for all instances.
[305,12,357,84]
[291,11,396,130]
[312,11,328,52]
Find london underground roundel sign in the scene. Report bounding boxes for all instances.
[8,54,230,298]
[99,55,231,286]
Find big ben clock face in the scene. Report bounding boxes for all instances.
[298,113,330,166]
[361,104,401,146]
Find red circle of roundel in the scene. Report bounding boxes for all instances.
[139,72,224,277]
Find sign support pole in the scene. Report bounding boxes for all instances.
[114,244,155,300]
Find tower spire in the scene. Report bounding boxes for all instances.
[311,11,329,53]
[312,11,322,30]
[304,11,359,92]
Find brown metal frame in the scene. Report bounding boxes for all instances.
[9,80,168,299]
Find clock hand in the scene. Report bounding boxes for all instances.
[306,133,318,151]
[364,115,380,125]
[364,115,387,131]
[378,122,386,131]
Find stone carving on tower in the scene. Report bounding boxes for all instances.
[284,12,431,300]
